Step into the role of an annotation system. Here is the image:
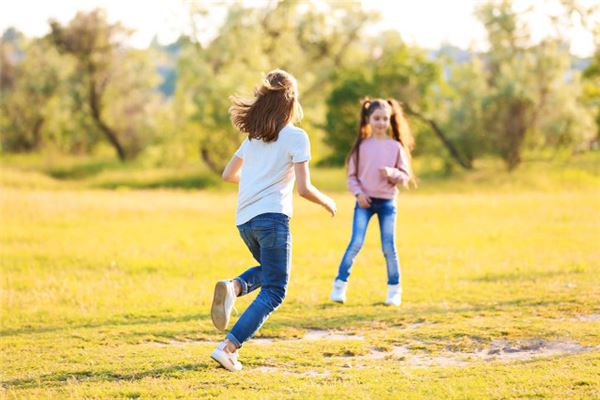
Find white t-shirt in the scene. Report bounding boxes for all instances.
[234,123,311,225]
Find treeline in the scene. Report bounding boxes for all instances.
[1,0,598,172]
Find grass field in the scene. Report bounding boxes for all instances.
[1,154,600,399]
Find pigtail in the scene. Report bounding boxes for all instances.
[387,98,417,187]
[359,98,372,139]
[347,97,372,169]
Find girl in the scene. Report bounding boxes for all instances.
[210,69,336,372]
[330,98,415,306]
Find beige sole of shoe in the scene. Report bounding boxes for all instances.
[211,281,229,331]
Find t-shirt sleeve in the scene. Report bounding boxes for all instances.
[234,138,248,159]
[289,130,311,163]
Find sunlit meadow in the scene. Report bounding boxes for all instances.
[1,154,599,399]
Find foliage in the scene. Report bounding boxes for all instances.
[0,35,66,151]
[582,19,600,142]
[474,0,596,169]
[433,57,490,165]
[0,0,597,173]
[175,0,374,172]
[49,9,161,160]
[323,33,445,165]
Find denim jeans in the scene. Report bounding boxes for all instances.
[226,213,291,348]
[335,198,401,285]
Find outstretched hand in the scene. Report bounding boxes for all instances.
[324,197,337,217]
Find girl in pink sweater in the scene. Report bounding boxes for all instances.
[331,98,416,306]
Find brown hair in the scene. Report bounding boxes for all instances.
[348,97,416,185]
[229,69,303,142]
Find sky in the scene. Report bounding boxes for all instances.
[0,0,597,57]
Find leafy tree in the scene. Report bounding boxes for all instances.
[177,0,374,172]
[582,20,600,145]
[0,33,63,151]
[432,57,489,165]
[475,0,596,169]
[324,32,471,169]
[49,9,159,160]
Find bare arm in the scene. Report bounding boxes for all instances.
[294,161,336,216]
[222,155,243,183]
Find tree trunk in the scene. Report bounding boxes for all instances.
[200,146,223,174]
[504,101,528,171]
[402,103,473,170]
[87,68,127,161]
[31,117,44,149]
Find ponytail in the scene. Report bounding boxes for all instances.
[347,97,373,169]
[387,98,417,186]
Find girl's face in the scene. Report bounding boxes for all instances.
[368,107,391,136]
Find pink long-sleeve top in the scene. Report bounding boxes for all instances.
[348,137,411,199]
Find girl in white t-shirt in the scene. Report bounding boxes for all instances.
[210,69,336,372]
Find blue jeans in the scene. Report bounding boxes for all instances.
[335,198,401,285]
[226,213,291,348]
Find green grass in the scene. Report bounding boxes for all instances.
[2,151,599,193]
[1,153,600,398]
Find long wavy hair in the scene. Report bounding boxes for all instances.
[347,97,416,185]
[229,69,303,142]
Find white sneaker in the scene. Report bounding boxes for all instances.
[211,280,237,331]
[330,279,347,303]
[211,346,242,372]
[385,284,402,306]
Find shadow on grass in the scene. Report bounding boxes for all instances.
[0,312,210,337]
[288,297,577,331]
[47,159,121,180]
[1,297,580,339]
[3,362,212,389]
[92,174,220,190]
[471,267,585,283]
[43,158,221,190]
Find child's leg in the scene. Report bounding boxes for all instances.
[335,203,373,282]
[210,226,261,333]
[233,227,263,296]
[226,214,291,348]
[376,200,401,286]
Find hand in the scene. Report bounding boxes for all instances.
[356,193,371,208]
[379,166,393,179]
[324,197,337,217]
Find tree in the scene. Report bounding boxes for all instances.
[582,19,600,146]
[432,56,489,166]
[177,0,374,173]
[0,32,62,151]
[475,1,537,169]
[324,32,472,169]
[49,9,159,160]
[475,0,596,169]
